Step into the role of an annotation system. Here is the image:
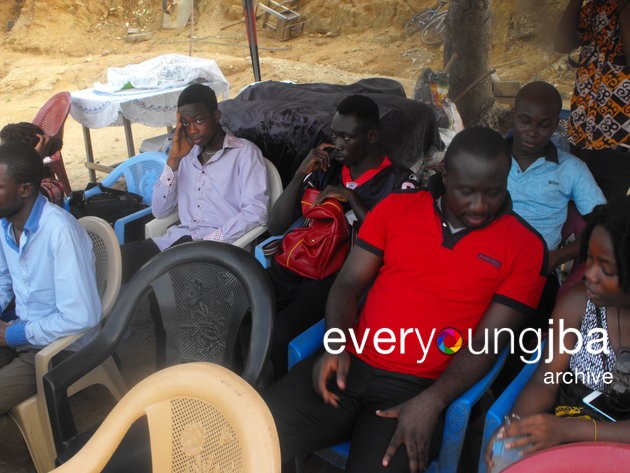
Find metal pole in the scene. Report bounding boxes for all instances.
[189,0,194,56]
[242,0,262,82]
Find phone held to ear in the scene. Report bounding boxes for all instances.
[583,390,617,422]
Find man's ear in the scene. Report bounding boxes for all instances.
[212,109,222,123]
[20,182,35,199]
[367,128,379,144]
[441,168,448,187]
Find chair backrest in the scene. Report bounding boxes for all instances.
[264,157,283,207]
[78,216,122,317]
[100,152,168,204]
[44,241,274,451]
[33,92,73,195]
[48,363,281,473]
[32,92,72,138]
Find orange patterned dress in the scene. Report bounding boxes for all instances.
[568,0,630,150]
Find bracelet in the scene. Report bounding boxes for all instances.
[591,418,598,442]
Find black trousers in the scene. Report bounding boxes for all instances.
[268,261,336,380]
[263,353,443,473]
[571,145,630,201]
[120,235,192,283]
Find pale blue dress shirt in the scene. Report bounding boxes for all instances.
[151,129,269,250]
[508,142,606,250]
[2,195,101,347]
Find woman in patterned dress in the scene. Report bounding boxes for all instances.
[555,0,630,200]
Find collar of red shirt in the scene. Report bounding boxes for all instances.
[341,156,392,189]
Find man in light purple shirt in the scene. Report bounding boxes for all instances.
[121,84,269,281]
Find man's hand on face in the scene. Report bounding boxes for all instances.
[376,391,443,473]
[312,350,351,407]
[34,134,51,158]
[296,143,335,177]
[167,112,193,171]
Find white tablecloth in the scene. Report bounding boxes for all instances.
[70,82,228,129]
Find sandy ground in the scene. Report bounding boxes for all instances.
[0,0,575,190]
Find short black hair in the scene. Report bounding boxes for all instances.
[336,95,380,132]
[177,84,218,113]
[0,141,44,188]
[443,126,510,172]
[0,122,63,156]
[580,197,630,293]
[515,81,563,115]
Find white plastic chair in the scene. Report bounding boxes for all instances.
[8,216,126,473]
[48,363,281,473]
[144,157,283,249]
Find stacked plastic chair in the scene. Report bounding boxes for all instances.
[32,92,73,195]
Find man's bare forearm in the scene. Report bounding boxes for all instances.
[418,343,498,411]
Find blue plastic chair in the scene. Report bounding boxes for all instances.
[288,319,509,473]
[83,151,168,243]
[254,217,305,268]
[477,342,545,473]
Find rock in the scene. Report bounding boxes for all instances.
[124,32,152,43]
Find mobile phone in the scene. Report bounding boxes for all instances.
[583,390,617,422]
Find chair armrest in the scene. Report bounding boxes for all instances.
[477,345,544,473]
[113,207,154,244]
[233,225,268,250]
[287,319,326,371]
[436,347,509,473]
[254,234,284,268]
[144,210,180,239]
[35,332,86,380]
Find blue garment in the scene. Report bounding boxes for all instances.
[2,195,101,347]
[508,143,606,250]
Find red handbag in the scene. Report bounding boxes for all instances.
[274,188,351,280]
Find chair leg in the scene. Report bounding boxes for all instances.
[49,152,72,195]
[9,397,57,473]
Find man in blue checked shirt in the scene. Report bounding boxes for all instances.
[0,141,101,435]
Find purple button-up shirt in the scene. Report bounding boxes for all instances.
[151,129,269,250]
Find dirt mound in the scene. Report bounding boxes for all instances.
[0,0,577,191]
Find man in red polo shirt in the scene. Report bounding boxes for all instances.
[264,126,547,473]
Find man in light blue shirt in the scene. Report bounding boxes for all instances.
[0,142,101,431]
[509,81,605,273]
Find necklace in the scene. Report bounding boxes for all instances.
[199,148,218,165]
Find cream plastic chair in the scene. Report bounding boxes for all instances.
[8,216,126,473]
[49,362,281,473]
[144,157,284,248]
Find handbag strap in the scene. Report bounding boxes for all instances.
[95,184,144,202]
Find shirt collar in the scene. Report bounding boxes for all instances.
[506,136,558,164]
[194,128,241,167]
[24,194,46,234]
[341,156,392,189]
